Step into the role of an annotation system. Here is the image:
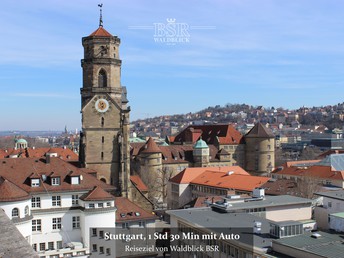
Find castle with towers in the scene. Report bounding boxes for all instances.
[76,17,275,203]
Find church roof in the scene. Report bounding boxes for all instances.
[89,26,113,37]
[139,137,161,154]
[245,122,274,138]
[0,176,30,202]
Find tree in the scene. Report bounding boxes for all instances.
[139,166,175,207]
[299,146,322,161]
[294,176,322,199]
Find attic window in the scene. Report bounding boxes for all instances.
[31,179,40,187]
[135,212,141,217]
[120,213,126,218]
[71,176,80,185]
[51,177,61,186]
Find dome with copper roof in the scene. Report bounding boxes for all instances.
[194,138,208,149]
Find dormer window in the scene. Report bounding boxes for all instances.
[51,177,61,186]
[71,176,80,185]
[31,179,40,187]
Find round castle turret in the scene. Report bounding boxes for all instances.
[245,123,275,175]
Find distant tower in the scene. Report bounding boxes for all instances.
[193,138,209,167]
[245,123,275,175]
[79,6,131,197]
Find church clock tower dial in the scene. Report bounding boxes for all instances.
[79,5,131,198]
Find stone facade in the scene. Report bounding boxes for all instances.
[79,26,130,197]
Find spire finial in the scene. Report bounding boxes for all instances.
[98,3,103,27]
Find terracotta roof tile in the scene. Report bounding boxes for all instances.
[273,161,344,180]
[139,137,161,154]
[130,175,148,192]
[89,27,113,37]
[0,176,30,202]
[169,166,250,184]
[116,197,156,222]
[172,124,244,145]
[1,147,78,161]
[80,186,115,201]
[190,171,269,192]
[0,158,115,195]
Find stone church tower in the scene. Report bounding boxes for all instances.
[79,18,131,197]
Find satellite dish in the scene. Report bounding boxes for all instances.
[80,175,83,181]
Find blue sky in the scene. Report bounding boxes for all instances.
[1,0,344,130]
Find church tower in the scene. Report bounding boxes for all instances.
[79,8,130,197]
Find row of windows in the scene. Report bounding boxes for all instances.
[31,195,79,208]
[92,244,111,255]
[32,241,63,252]
[31,176,80,187]
[88,202,112,209]
[191,185,227,196]
[32,216,80,232]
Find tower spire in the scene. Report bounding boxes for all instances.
[98,3,103,27]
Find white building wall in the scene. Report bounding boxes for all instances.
[0,199,32,240]
[0,199,30,219]
[31,210,83,248]
[323,196,344,213]
[82,210,116,249]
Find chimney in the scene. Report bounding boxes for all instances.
[46,152,58,164]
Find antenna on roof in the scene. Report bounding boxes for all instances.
[98,3,103,27]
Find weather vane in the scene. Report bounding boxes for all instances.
[98,3,103,27]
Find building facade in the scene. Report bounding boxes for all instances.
[78,23,131,197]
[0,156,117,258]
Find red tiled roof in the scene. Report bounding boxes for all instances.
[318,150,344,159]
[0,147,78,161]
[115,197,156,222]
[190,171,269,192]
[172,124,244,145]
[0,158,115,195]
[139,137,161,154]
[0,176,30,202]
[80,186,115,201]
[89,27,113,37]
[130,175,148,192]
[169,166,250,184]
[272,160,344,181]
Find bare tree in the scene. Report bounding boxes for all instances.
[294,176,322,199]
[140,166,174,205]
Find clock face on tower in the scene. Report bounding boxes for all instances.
[95,98,109,113]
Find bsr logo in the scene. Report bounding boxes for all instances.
[154,19,190,37]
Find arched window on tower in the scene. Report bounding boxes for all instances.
[98,69,107,88]
[101,117,104,127]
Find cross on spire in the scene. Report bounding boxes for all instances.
[98,3,103,27]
